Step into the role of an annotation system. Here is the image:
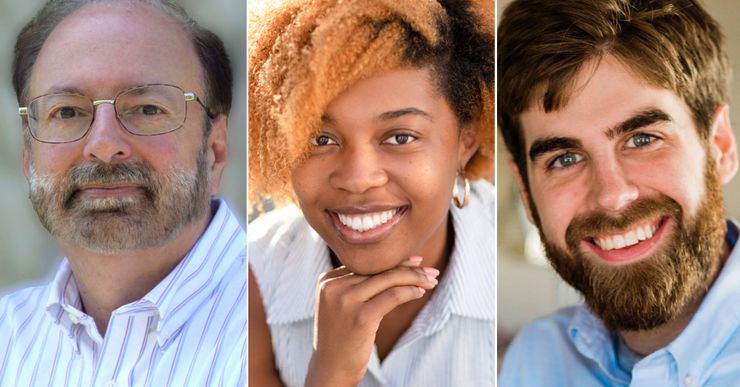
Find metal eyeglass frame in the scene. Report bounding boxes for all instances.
[18,83,215,144]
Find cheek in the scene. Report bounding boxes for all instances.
[29,144,79,175]
[530,176,585,245]
[634,155,706,217]
[290,161,323,213]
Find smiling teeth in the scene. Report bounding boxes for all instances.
[337,209,398,232]
[594,222,658,251]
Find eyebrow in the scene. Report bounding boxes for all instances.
[604,109,673,139]
[529,137,583,163]
[375,107,433,122]
[43,86,86,96]
[321,107,433,124]
[527,109,674,163]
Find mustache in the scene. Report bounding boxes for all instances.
[62,161,159,207]
[565,195,682,247]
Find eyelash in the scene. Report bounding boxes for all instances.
[311,134,338,146]
[545,133,661,170]
[310,133,418,146]
[547,151,583,170]
[625,133,659,149]
[382,133,418,145]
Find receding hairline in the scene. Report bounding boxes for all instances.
[23,0,207,104]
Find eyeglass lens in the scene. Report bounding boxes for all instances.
[26,85,188,143]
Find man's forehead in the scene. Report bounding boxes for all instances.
[519,56,688,148]
[29,1,202,97]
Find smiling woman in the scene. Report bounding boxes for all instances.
[247,0,494,386]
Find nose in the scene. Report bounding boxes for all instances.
[329,145,388,193]
[588,158,639,212]
[82,103,133,163]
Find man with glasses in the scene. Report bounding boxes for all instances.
[498,0,738,386]
[0,1,245,386]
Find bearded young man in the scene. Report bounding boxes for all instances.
[498,0,739,385]
[0,1,245,385]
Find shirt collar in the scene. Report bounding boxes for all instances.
[45,198,245,348]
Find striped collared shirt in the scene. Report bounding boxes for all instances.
[0,199,246,387]
[249,181,496,387]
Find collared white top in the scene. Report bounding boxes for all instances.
[500,221,740,387]
[0,199,246,387]
[249,181,496,387]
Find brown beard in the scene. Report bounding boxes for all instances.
[535,158,726,331]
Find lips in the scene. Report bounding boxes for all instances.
[329,205,407,244]
[592,217,661,251]
[336,208,399,232]
[584,216,670,264]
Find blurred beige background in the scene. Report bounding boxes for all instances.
[0,0,246,294]
[497,0,740,358]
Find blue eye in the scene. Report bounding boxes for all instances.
[549,152,583,169]
[311,134,337,146]
[383,134,417,145]
[626,133,657,148]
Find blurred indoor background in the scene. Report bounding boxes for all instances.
[0,0,246,294]
[497,0,740,361]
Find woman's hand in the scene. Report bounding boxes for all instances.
[304,256,440,387]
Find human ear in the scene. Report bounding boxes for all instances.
[457,123,481,168]
[708,104,738,185]
[509,160,536,225]
[207,114,229,195]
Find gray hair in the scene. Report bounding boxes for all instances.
[12,0,232,118]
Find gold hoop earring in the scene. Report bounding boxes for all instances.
[452,172,470,209]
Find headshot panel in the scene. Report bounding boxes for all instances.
[497,0,740,385]
[247,0,494,386]
[0,0,246,298]
[0,0,246,385]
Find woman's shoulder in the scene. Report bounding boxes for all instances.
[468,179,495,223]
[248,204,327,283]
[248,205,312,247]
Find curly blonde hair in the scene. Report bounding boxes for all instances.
[249,0,493,203]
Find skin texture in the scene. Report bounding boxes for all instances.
[249,67,478,386]
[511,55,738,355]
[22,2,228,335]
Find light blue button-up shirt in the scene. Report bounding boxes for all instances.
[500,221,740,387]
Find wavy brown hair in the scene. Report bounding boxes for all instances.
[248,0,494,203]
[498,0,731,188]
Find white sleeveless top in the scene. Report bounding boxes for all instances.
[249,181,495,387]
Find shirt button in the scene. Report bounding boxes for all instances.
[69,314,80,324]
[684,375,694,386]
[106,381,118,387]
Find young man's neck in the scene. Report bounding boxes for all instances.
[619,241,731,356]
[59,210,213,336]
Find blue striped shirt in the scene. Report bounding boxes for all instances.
[249,181,496,387]
[0,199,246,387]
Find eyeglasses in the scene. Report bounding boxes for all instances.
[18,84,214,144]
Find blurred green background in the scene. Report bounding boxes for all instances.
[0,0,246,293]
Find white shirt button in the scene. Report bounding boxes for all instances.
[684,375,694,386]
[106,381,117,387]
[69,314,80,324]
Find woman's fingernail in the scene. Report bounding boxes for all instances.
[422,267,440,277]
[408,256,423,264]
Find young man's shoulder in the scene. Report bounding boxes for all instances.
[499,305,598,386]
